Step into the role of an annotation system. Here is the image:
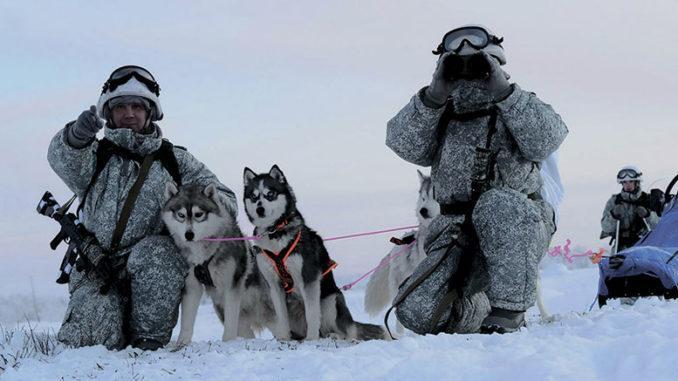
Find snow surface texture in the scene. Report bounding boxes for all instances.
[1,259,677,381]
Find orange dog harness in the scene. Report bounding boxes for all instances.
[260,230,337,294]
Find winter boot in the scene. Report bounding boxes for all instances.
[132,338,164,351]
[480,308,526,334]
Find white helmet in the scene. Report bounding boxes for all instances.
[97,65,163,121]
[616,165,643,183]
[434,24,506,65]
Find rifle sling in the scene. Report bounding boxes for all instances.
[383,243,457,339]
[110,154,155,252]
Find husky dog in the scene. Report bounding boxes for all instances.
[162,183,277,345]
[243,165,389,341]
[364,170,439,333]
[364,171,552,331]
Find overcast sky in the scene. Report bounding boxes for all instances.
[2,0,677,283]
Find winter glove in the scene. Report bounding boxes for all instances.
[636,206,650,219]
[67,105,104,148]
[424,51,512,108]
[610,204,625,220]
[424,52,457,107]
[608,254,625,270]
[479,51,513,102]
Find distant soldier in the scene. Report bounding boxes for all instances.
[601,165,659,252]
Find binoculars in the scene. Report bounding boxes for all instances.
[442,53,492,80]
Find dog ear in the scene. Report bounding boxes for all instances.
[164,182,179,201]
[244,167,257,184]
[203,183,220,203]
[269,164,286,184]
[417,169,426,185]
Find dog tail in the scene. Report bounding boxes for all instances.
[335,293,390,340]
[364,252,393,316]
[353,321,390,341]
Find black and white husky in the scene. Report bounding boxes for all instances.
[243,165,389,341]
[364,170,439,333]
[162,183,277,345]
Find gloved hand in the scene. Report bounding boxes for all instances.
[67,105,104,148]
[479,51,512,102]
[424,51,512,107]
[424,51,457,107]
[608,254,625,270]
[636,206,650,218]
[610,204,625,220]
[93,255,116,283]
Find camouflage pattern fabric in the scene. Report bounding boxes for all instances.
[601,189,660,251]
[386,85,567,313]
[395,214,491,334]
[48,124,235,348]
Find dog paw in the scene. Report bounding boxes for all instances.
[176,336,192,347]
[221,333,237,341]
[170,343,187,352]
[306,333,320,341]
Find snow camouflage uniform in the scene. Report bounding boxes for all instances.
[600,188,659,251]
[386,84,568,330]
[48,125,237,349]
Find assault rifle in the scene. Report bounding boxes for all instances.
[36,191,111,288]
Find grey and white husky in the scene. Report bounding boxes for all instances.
[243,165,389,341]
[162,183,277,345]
[364,170,439,333]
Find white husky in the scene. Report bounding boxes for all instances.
[364,171,552,333]
[364,170,439,333]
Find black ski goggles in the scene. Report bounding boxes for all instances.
[433,26,504,55]
[101,65,160,96]
[617,169,642,180]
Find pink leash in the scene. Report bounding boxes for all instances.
[202,225,418,242]
[548,239,607,263]
[340,240,416,291]
[324,225,418,242]
[203,235,261,242]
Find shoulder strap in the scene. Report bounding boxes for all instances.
[110,153,155,252]
[156,139,182,186]
[78,139,120,215]
[615,194,623,205]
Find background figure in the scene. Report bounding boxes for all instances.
[600,165,659,252]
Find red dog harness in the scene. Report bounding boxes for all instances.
[260,230,337,294]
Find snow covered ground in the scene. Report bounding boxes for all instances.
[1,257,677,380]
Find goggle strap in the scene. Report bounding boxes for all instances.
[101,72,160,96]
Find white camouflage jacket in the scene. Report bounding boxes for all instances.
[48,124,237,252]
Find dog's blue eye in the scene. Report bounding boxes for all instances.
[177,212,185,219]
[266,191,276,199]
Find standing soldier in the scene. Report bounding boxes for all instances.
[601,165,659,252]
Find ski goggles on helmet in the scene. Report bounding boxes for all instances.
[617,168,642,181]
[433,26,504,55]
[101,65,160,96]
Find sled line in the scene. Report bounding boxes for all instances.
[340,240,417,291]
[202,225,419,243]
